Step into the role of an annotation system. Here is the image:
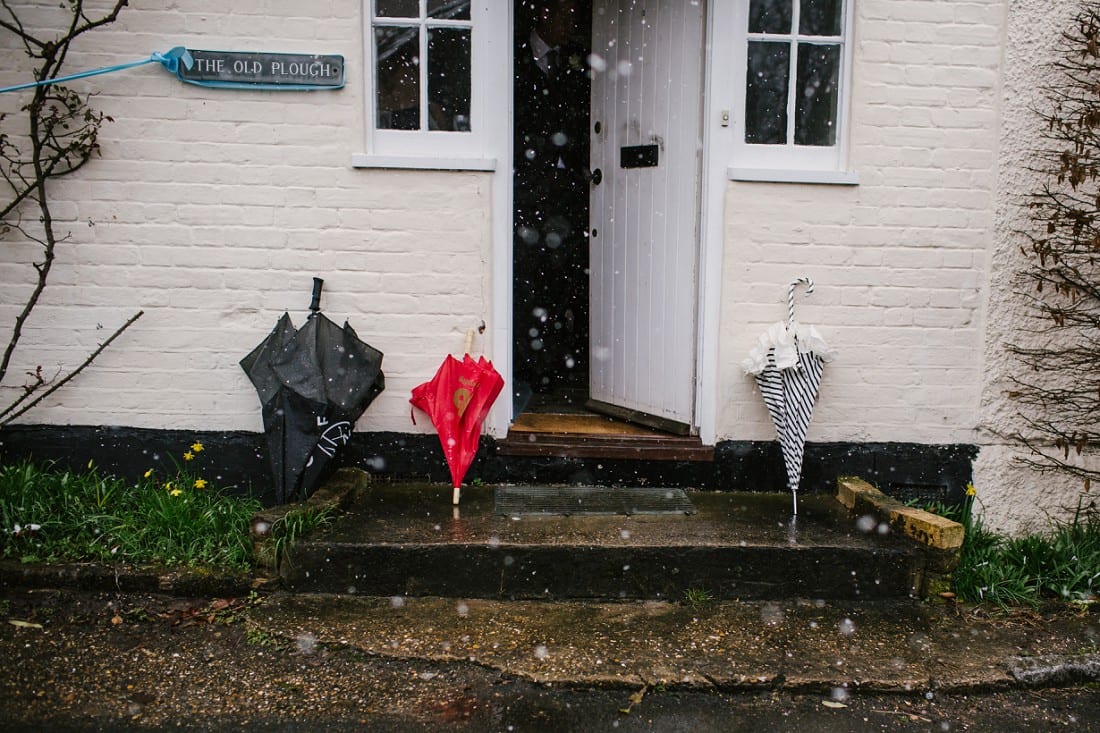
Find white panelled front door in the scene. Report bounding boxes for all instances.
[588,0,706,433]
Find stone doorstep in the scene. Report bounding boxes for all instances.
[272,468,937,598]
[259,471,959,600]
[258,471,964,560]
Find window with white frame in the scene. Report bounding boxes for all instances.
[729,0,856,182]
[356,0,504,169]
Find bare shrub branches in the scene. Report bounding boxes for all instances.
[1012,2,1100,488]
[0,0,139,424]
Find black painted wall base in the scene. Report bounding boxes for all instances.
[0,424,976,507]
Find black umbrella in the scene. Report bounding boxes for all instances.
[241,278,385,503]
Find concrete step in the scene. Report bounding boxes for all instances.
[282,483,928,602]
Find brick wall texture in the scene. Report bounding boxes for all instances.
[0,1,493,435]
[722,0,1003,446]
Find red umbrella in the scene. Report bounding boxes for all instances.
[410,332,504,505]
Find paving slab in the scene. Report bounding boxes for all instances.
[250,592,1100,694]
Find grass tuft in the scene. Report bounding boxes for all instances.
[682,587,714,610]
[920,488,1100,607]
[0,453,262,570]
[270,504,335,571]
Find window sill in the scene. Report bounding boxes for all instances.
[727,167,859,185]
[351,154,496,171]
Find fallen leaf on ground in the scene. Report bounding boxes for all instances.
[619,684,649,714]
[822,700,848,709]
[8,619,43,629]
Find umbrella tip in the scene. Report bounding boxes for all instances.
[452,486,461,505]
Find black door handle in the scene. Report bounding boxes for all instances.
[591,168,602,185]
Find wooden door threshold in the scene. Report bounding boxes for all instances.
[497,412,714,461]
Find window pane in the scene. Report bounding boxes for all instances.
[376,27,420,130]
[429,0,470,20]
[376,0,418,18]
[748,0,792,34]
[799,0,842,36]
[427,28,471,131]
[794,43,840,146]
[745,41,790,144]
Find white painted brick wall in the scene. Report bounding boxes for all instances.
[0,0,491,436]
[719,0,1002,451]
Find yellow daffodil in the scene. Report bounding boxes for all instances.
[194,478,207,490]
[191,442,204,453]
[183,451,194,461]
[966,483,976,497]
[169,487,183,497]
[143,469,153,479]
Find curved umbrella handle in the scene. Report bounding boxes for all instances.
[788,277,814,328]
[309,277,324,317]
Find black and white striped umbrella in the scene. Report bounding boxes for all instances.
[742,277,835,514]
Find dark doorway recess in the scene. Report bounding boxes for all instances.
[512,0,593,418]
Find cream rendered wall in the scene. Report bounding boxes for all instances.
[977,0,1088,535]
[0,1,494,436]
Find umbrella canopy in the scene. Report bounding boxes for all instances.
[742,277,835,514]
[241,278,385,504]
[410,334,504,505]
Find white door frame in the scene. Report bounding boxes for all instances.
[695,0,734,446]
[486,1,727,446]
[486,2,516,439]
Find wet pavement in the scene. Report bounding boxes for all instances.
[252,593,1100,693]
[2,586,1100,731]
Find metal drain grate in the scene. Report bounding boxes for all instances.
[494,486,695,516]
